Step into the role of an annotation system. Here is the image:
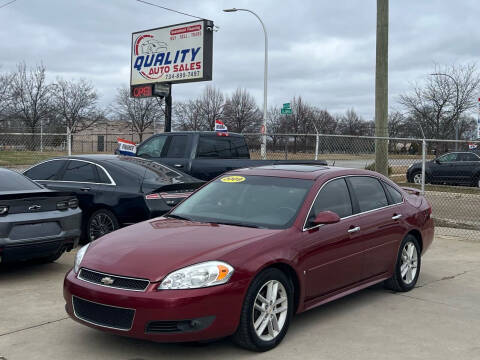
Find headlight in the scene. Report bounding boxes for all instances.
[158,261,234,290]
[74,243,90,274]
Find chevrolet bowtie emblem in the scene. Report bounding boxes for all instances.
[100,277,115,285]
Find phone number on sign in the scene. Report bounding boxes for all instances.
[165,71,200,80]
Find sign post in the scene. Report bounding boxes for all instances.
[130,19,214,132]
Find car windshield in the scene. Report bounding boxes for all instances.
[170,175,313,229]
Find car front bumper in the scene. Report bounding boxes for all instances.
[63,269,248,342]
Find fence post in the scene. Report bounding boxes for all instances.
[67,127,72,156]
[315,133,319,160]
[421,139,426,195]
[284,137,288,160]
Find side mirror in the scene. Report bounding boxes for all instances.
[312,211,341,225]
[434,159,441,164]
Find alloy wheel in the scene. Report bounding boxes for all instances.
[252,280,288,341]
[400,241,418,285]
[413,173,422,184]
[89,213,115,241]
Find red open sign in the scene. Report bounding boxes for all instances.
[131,85,153,98]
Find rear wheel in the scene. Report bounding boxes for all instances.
[412,171,422,184]
[232,268,293,352]
[385,234,421,292]
[86,209,119,242]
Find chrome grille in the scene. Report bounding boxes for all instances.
[78,268,149,291]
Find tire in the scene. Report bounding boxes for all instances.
[384,234,421,292]
[411,171,423,185]
[232,268,293,352]
[85,209,119,242]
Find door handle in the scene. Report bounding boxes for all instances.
[392,214,402,220]
[80,187,91,192]
[347,226,361,234]
[173,164,183,168]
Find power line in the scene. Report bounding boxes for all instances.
[136,0,204,20]
[0,0,17,9]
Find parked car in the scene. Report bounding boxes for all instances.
[406,151,480,187]
[64,165,434,351]
[23,155,204,242]
[135,131,328,181]
[0,168,81,264]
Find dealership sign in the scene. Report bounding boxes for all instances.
[130,19,213,92]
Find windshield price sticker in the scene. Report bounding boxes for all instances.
[220,176,246,183]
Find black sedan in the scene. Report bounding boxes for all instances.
[0,168,81,263]
[406,151,480,187]
[23,155,204,242]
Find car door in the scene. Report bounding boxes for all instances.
[299,177,365,300]
[346,176,406,280]
[430,153,458,183]
[454,153,480,184]
[137,134,191,172]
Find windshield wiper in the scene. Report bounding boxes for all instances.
[166,213,193,221]
[210,221,263,229]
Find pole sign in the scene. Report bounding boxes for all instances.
[130,19,213,96]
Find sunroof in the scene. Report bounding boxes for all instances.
[257,165,328,172]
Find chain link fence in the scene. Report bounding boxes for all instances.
[1,131,480,238]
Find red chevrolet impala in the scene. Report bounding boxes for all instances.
[64,165,434,351]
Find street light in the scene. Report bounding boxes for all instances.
[223,7,268,159]
[430,72,460,151]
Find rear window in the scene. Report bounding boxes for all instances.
[62,161,99,183]
[0,170,42,191]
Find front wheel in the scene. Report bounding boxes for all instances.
[232,268,293,352]
[385,234,421,292]
[86,209,119,242]
[411,171,423,185]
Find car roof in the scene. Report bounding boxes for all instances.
[148,131,244,137]
[228,165,383,181]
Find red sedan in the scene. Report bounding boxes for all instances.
[64,165,434,351]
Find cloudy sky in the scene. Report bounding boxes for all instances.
[0,0,479,119]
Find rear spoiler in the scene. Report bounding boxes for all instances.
[401,187,421,196]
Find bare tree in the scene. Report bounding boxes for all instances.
[399,64,480,140]
[284,96,311,152]
[114,87,163,142]
[337,109,371,136]
[52,78,102,134]
[0,70,13,121]
[197,85,224,131]
[266,107,285,150]
[311,108,337,134]
[174,99,207,131]
[10,63,52,148]
[223,88,261,133]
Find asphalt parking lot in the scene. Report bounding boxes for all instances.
[1,227,479,360]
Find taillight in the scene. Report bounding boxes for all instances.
[145,193,161,200]
[57,201,68,211]
[68,198,79,209]
[0,205,9,215]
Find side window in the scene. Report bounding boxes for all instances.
[438,153,457,162]
[96,166,112,184]
[349,177,389,213]
[24,160,67,180]
[165,135,188,158]
[62,161,99,183]
[307,178,352,226]
[197,137,235,158]
[231,137,250,158]
[137,136,167,158]
[384,183,403,204]
[459,153,479,161]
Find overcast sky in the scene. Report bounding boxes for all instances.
[1,0,479,119]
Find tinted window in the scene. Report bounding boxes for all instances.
[307,178,352,226]
[172,176,313,229]
[137,135,167,158]
[349,177,388,212]
[165,135,188,158]
[62,161,99,183]
[197,136,246,158]
[0,170,42,191]
[97,167,112,184]
[438,153,457,162]
[24,160,67,180]
[384,183,403,204]
[459,153,479,161]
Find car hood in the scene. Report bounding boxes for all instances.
[80,217,280,282]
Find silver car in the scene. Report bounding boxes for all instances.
[0,168,81,264]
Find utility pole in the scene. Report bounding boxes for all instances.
[375,0,389,175]
[164,84,172,132]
